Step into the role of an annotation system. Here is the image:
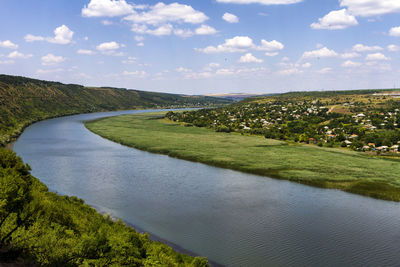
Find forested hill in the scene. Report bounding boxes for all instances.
[0,74,231,145]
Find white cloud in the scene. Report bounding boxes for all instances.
[124,2,208,26]
[0,40,18,49]
[82,0,134,17]
[342,60,361,67]
[318,67,332,74]
[222,13,239,23]
[134,36,144,42]
[341,52,361,58]
[36,68,64,74]
[122,70,147,78]
[301,62,311,68]
[257,39,284,51]
[239,53,263,63]
[208,63,221,69]
[277,68,302,75]
[216,0,303,5]
[302,47,338,58]
[24,34,45,42]
[96,41,120,51]
[174,28,194,38]
[196,36,254,53]
[216,68,235,75]
[102,20,113,25]
[265,52,279,57]
[387,44,400,52]
[122,57,137,64]
[195,25,217,35]
[24,25,74,45]
[147,24,173,36]
[8,51,33,59]
[365,52,390,61]
[48,25,74,44]
[352,44,383,52]
[77,49,96,55]
[41,54,66,65]
[339,0,400,17]
[137,42,144,47]
[311,9,358,30]
[389,26,400,37]
[197,36,283,54]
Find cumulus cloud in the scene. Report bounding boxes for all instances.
[341,52,361,58]
[301,62,311,68]
[77,49,96,55]
[195,25,217,35]
[196,36,254,53]
[317,67,332,74]
[216,0,303,5]
[239,53,263,63]
[222,13,239,23]
[389,26,400,37]
[96,41,120,51]
[387,44,400,52]
[339,0,400,17]
[146,24,173,36]
[365,53,390,61]
[311,9,358,30]
[302,47,338,58]
[24,34,45,42]
[257,39,284,51]
[122,70,147,78]
[196,36,284,54]
[82,0,134,17]
[174,29,194,38]
[0,40,18,49]
[124,2,208,26]
[265,52,279,57]
[342,60,361,67]
[36,68,64,74]
[24,25,74,45]
[8,51,33,59]
[41,54,66,65]
[352,44,383,52]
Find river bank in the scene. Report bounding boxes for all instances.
[85,112,400,202]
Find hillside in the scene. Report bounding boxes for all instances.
[0,74,231,146]
[0,148,208,266]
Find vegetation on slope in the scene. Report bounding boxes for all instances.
[0,74,231,146]
[166,91,400,155]
[86,112,400,202]
[0,148,208,266]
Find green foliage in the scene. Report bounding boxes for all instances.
[0,148,209,266]
[0,74,231,146]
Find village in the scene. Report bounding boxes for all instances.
[166,93,400,155]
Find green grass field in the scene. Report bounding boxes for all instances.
[85,112,400,202]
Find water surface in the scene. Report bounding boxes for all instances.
[13,110,400,267]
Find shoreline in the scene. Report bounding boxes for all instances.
[91,205,224,267]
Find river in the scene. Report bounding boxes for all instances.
[13,109,400,266]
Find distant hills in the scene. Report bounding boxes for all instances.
[0,74,231,146]
[206,93,276,102]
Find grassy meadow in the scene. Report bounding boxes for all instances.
[86,112,400,201]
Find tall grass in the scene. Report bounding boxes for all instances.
[86,112,400,202]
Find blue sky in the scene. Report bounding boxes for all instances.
[1,0,400,94]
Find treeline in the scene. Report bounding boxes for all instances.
[0,148,208,266]
[0,74,231,146]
